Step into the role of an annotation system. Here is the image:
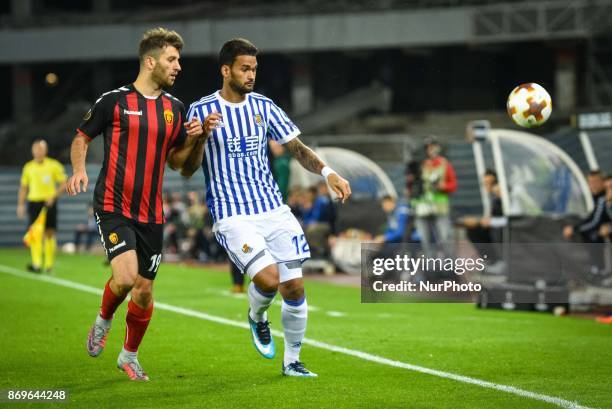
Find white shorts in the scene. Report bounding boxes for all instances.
[213,205,311,282]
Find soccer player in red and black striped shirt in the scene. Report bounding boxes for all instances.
[66,28,205,381]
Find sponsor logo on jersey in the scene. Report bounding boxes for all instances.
[109,232,119,245]
[164,109,174,125]
[124,109,143,116]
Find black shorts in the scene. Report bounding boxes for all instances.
[95,211,163,280]
[28,201,57,229]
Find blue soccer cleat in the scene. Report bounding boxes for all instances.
[248,309,275,359]
[282,361,318,377]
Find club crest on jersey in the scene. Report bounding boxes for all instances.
[164,109,174,125]
[254,114,263,127]
[109,232,119,245]
[242,244,253,254]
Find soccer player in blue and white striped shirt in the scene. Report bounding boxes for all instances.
[183,38,351,377]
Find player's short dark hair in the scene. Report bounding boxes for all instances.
[381,195,395,202]
[139,27,184,62]
[219,38,258,68]
[484,169,498,182]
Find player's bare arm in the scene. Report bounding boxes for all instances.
[180,138,206,177]
[16,185,28,219]
[180,112,222,177]
[167,119,204,171]
[67,134,90,196]
[285,137,352,203]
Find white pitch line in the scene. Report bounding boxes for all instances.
[0,264,591,409]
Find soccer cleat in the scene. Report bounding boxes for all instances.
[282,361,318,378]
[248,309,275,359]
[26,264,41,274]
[86,317,111,357]
[117,354,150,381]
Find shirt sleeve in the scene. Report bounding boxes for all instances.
[76,93,115,141]
[170,102,188,149]
[443,161,458,193]
[186,101,199,122]
[267,102,300,145]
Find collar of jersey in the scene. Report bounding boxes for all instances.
[216,90,249,108]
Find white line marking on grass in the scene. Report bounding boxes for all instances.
[0,264,591,409]
[215,289,328,314]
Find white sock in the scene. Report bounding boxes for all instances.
[282,297,307,366]
[248,282,276,322]
[96,313,112,329]
[119,347,137,361]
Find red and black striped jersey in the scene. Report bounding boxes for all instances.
[77,84,187,224]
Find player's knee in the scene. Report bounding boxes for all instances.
[254,265,279,293]
[112,274,136,294]
[131,286,153,307]
[280,279,305,301]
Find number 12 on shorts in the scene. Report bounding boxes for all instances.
[148,254,162,273]
[291,234,310,256]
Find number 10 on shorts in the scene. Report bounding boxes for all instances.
[291,234,310,256]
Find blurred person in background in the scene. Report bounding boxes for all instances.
[301,182,336,258]
[230,262,245,293]
[596,175,612,324]
[287,186,305,222]
[413,137,457,259]
[460,169,505,269]
[270,140,291,201]
[17,139,67,273]
[563,170,606,243]
[563,170,607,273]
[185,191,223,262]
[164,192,189,257]
[598,174,612,242]
[374,194,418,245]
[73,203,98,253]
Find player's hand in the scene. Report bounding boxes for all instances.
[327,173,352,203]
[16,204,26,220]
[67,171,88,196]
[600,223,610,238]
[461,216,478,228]
[203,112,223,135]
[45,197,56,207]
[184,119,204,140]
[562,225,573,239]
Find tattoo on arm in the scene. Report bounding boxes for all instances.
[284,138,325,174]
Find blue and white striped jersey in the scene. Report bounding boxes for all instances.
[187,91,300,222]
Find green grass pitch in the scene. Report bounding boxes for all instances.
[0,248,610,408]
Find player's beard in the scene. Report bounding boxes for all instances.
[152,64,174,89]
[229,77,254,96]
